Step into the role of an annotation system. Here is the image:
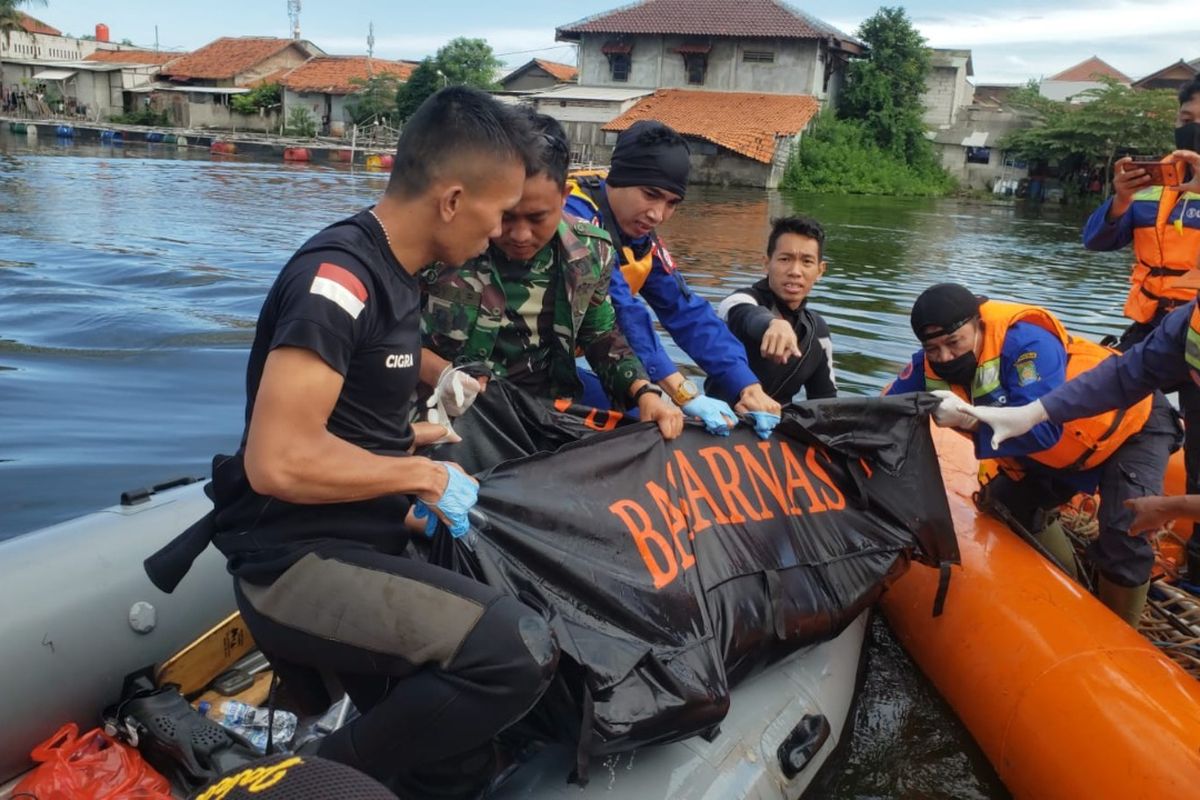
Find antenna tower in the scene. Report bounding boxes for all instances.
[287,0,302,40]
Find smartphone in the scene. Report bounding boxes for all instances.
[1129,156,1184,186]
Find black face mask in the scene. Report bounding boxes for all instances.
[930,350,977,388]
[1176,121,1200,153]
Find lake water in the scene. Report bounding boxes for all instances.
[0,129,1131,797]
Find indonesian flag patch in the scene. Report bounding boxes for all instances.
[310,263,367,319]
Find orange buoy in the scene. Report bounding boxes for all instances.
[882,428,1200,799]
[283,147,310,162]
[365,153,394,170]
[329,149,353,163]
[210,141,236,155]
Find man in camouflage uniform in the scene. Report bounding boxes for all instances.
[420,110,683,439]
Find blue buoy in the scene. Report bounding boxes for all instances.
[146,131,164,143]
[56,125,74,138]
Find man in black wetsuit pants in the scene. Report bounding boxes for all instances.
[207,88,559,798]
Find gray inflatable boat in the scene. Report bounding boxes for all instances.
[0,480,864,799]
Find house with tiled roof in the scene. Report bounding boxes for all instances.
[148,37,323,132]
[1133,58,1199,92]
[499,58,578,91]
[1040,56,1131,103]
[556,0,861,99]
[547,0,859,186]
[85,48,180,66]
[160,37,323,88]
[279,56,418,135]
[602,88,819,187]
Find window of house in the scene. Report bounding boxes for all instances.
[743,50,776,63]
[683,53,707,85]
[966,147,991,165]
[608,53,631,82]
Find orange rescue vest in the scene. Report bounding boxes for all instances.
[925,300,1152,471]
[566,173,659,295]
[1123,177,1200,323]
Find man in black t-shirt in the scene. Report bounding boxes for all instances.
[716,216,837,404]
[207,88,559,799]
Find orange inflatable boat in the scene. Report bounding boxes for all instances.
[882,427,1200,799]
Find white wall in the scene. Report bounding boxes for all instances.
[577,34,826,97]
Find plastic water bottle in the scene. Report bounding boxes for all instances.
[198,699,297,752]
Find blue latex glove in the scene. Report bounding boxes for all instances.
[748,411,781,440]
[682,395,737,436]
[412,463,479,538]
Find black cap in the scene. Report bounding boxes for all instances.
[910,283,984,341]
[607,120,691,199]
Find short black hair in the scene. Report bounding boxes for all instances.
[387,86,535,198]
[1180,77,1200,106]
[767,215,826,260]
[520,107,570,188]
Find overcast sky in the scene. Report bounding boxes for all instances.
[33,0,1200,84]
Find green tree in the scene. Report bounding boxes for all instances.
[346,72,402,126]
[1001,79,1178,192]
[434,37,502,89]
[286,106,317,138]
[230,83,281,115]
[839,6,934,165]
[0,0,48,101]
[396,37,501,122]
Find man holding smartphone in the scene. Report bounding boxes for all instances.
[1082,76,1200,576]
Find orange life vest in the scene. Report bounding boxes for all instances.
[566,173,660,295]
[1123,175,1200,323]
[925,300,1152,471]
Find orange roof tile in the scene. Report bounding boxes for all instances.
[1049,56,1131,83]
[533,59,577,82]
[559,0,849,39]
[161,37,298,80]
[18,13,61,36]
[85,48,179,65]
[281,56,416,94]
[603,89,820,163]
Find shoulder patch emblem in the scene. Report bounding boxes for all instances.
[310,262,367,319]
[1015,351,1037,364]
[899,361,914,380]
[656,242,676,273]
[1015,360,1040,386]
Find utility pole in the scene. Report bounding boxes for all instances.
[287,0,302,40]
[367,22,375,69]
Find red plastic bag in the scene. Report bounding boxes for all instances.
[13,723,174,799]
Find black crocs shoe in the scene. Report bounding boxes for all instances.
[106,686,261,792]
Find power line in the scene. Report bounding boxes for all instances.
[493,43,576,58]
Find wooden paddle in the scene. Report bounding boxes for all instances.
[155,611,256,696]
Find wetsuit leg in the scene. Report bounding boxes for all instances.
[1089,394,1182,587]
[234,548,558,797]
[1177,382,1200,575]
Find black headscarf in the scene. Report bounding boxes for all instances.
[607,120,691,199]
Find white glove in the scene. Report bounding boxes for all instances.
[930,390,979,431]
[432,366,482,417]
[960,399,1048,449]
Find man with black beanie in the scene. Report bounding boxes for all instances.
[565,120,783,440]
[885,283,1180,627]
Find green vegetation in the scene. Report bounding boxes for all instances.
[396,37,502,121]
[345,73,403,126]
[109,107,169,126]
[783,6,954,197]
[1001,79,1178,190]
[231,83,281,115]
[285,106,317,138]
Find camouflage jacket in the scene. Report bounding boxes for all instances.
[421,217,648,406]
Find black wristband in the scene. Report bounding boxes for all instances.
[632,383,663,404]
